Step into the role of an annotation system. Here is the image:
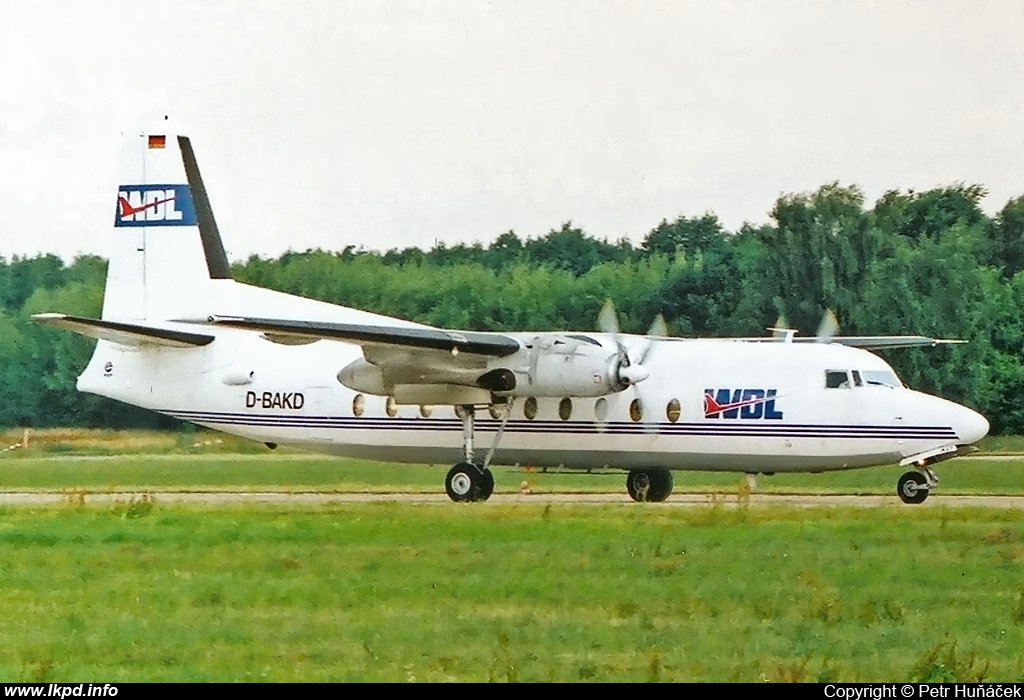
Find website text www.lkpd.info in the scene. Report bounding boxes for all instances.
[4,685,117,698]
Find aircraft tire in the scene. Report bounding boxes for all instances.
[626,469,673,503]
[647,469,673,502]
[897,471,929,504]
[479,468,495,501]
[445,462,487,503]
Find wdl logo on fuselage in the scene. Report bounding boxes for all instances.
[114,184,197,227]
[704,389,784,419]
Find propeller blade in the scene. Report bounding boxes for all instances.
[769,314,794,340]
[816,309,840,343]
[647,314,668,339]
[633,388,660,434]
[597,299,621,338]
[618,364,650,385]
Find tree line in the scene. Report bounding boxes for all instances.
[3,182,1024,433]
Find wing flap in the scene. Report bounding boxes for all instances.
[32,313,214,348]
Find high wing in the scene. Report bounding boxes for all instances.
[796,336,965,349]
[32,313,214,348]
[202,315,525,403]
[204,315,520,357]
[730,335,965,349]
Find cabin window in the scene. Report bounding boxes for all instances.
[419,405,433,418]
[524,397,538,420]
[629,398,643,422]
[825,370,851,389]
[666,398,681,423]
[594,397,609,423]
[558,398,573,420]
[385,396,398,417]
[352,394,365,417]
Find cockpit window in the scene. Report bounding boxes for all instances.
[825,370,851,389]
[862,370,902,388]
[851,370,863,387]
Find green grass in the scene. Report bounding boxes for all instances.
[977,435,1024,454]
[2,453,1024,496]
[0,503,1022,681]
[3,429,1024,496]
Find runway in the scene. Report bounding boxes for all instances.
[1,491,1022,508]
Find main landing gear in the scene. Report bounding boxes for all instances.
[897,467,938,504]
[445,462,494,502]
[444,403,512,503]
[626,469,674,503]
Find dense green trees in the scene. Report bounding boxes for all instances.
[4,182,1024,432]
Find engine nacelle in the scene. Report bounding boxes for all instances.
[337,359,386,395]
[491,338,625,398]
[338,334,641,403]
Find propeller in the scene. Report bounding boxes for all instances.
[767,309,838,343]
[815,308,840,343]
[768,314,796,342]
[598,299,668,428]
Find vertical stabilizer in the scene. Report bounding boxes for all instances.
[103,120,233,321]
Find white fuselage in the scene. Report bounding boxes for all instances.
[75,283,987,473]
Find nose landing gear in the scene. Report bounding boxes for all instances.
[897,466,938,504]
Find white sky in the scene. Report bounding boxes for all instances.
[1,1,1023,263]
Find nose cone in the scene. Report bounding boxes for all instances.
[956,406,989,445]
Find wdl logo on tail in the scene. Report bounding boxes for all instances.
[114,184,196,227]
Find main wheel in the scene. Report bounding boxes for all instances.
[445,462,490,503]
[897,470,929,504]
[626,470,651,502]
[626,469,673,502]
[647,469,673,502]
[479,467,495,501]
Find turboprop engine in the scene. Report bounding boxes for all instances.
[337,331,655,403]
[336,301,664,405]
[477,334,648,398]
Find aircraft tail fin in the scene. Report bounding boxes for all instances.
[104,120,233,322]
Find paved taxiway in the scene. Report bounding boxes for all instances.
[0,491,1021,508]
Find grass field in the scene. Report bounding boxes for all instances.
[2,429,1024,682]
[3,429,1024,497]
[7,427,1024,456]
[0,502,1022,682]
[2,452,1024,497]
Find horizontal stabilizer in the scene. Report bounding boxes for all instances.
[205,316,520,357]
[32,313,214,348]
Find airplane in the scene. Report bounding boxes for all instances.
[32,122,990,505]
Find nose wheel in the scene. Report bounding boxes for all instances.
[897,466,937,505]
[626,469,673,502]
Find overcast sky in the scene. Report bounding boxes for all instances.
[1,1,1022,263]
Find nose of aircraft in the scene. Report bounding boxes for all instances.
[955,406,990,444]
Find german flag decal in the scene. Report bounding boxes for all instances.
[148,134,166,149]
